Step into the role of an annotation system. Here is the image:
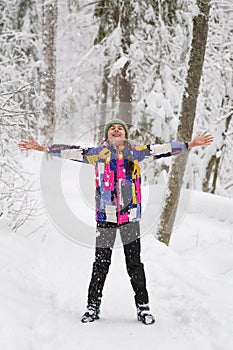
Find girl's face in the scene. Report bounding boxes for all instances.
[107,124,126,145]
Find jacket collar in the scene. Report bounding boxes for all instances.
[103,140,128,150]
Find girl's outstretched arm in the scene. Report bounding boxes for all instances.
[19,138,103,165]
[132,133,214,161]
[18,136,48,152]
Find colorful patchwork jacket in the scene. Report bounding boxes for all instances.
[48,141,188,225]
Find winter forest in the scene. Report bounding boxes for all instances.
[1,1,233,348]
[0,0,232,237]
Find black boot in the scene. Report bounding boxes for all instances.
[137,304,155,325]
[81,304,100,323]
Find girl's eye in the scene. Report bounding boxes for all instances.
[109,125,123,131]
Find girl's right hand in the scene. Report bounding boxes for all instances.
[18,136,47,152]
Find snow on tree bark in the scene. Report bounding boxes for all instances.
[41,0,58,144]
[157,0,211,246]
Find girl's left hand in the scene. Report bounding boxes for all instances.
[188,133,214,149]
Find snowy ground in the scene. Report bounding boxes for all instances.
[1,154,233,350]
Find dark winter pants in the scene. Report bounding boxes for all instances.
[87,221,149,307]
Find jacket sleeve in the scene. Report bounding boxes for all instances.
[47,144,102,165]
[133,141,189,162]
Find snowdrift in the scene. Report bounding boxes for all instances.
[0,186,233,350]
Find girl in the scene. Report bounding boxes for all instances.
[19,119,213,325]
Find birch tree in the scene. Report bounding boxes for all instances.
[157,0,211,246]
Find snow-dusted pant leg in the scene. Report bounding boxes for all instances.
[87,223,117,307]
[87,221,149,307]
[120,222,149,305]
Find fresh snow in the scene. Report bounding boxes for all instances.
[1,154,233,350]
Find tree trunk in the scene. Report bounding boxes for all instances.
[95,62,110,143]
[118,60,132,127]
[157,0,211,246]
[41,0,58,144]
[203,96,232,193]
[116,3,132,127]
[94,1,133,134]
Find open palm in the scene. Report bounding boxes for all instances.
[18,136,47,152]
[190,133,214,148]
